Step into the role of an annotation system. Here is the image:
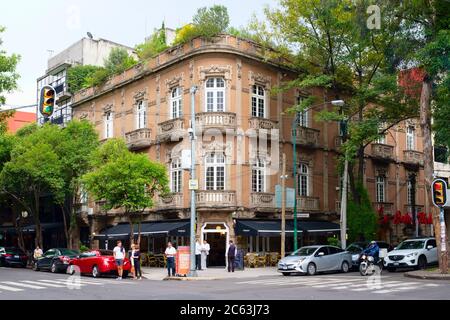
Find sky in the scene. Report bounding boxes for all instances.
[1,0,272,113]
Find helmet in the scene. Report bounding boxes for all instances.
[370,241,376,244]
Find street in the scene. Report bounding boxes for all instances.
[0,266,448,300]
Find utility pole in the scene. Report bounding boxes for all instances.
[409,173,418,237]
[340,159,348,249]
[188,85,198,277]
[292,114,299,251]
[281,153,287,258]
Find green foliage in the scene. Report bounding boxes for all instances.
[347,183,378,242]
[173,24,201,45]
[84,68,110,88]
[104,47,137,74]
[79,243,90,252]
[67,65,102,93]
[136,26,168,60]
[0,26,20,105]
[327,237,340,247]
[193,5,230,39]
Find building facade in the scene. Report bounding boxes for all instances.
[71,35,430,266]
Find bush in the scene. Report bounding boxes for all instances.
[84,68,110,88]
[347,182,378,242]
[327,237,340,247]
[104,47,137,74]
[193,5,229,39]
[136,27,168,60]
[79,244,90,252]
[173,24,201,45]
[67,65,102,93]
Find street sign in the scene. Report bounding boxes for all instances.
[188,179,198,190]
[275,185,295,208]
[297,213,310,218]
[181,150,191,169]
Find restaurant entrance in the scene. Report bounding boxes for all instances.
[201,222,229,267]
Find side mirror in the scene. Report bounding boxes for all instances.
[393,247,397,250]
[317,252,325,257]
[427,245,433,250]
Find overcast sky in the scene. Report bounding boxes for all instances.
[1,0,270,113]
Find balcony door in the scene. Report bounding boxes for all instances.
[205,153,225,190]
[205,77,225,112]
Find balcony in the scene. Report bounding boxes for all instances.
[371,143,394,161]
[404,204,425,213]
[125,128,152,150]
[297,196,320,211]
[403,150,424,166]
[195,112,236,134]
[248,117,279,132]
[292,127,320,148]
[157,193,183,210]
[157,118,185,142]
[196,190,236,208]
[373,202,394,215]
[250,193,276,209]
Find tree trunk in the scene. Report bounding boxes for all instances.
[60,204,70,248]
[33,191,42,249]
[420,76,447,273]
[128,213,134,248]
[13,209,26,252]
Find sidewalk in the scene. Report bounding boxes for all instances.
[141,266,278,281]
[404,269,450,281]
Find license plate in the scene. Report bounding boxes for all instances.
[14,255,19,259]
[394,262,399,266]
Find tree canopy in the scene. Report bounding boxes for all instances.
[0,26,20,105]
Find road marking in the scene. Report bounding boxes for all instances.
[0,284,23,292]
[55,278,113,285]
[37,279,87,286]
[21,280,65,288]
[1,281,46,289]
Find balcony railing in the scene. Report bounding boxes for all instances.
[371,143,394,161]
[195,112,236,133]
[196,190,236,207]
[404,204,425,213]
[125,128,152,150]
[157,193,183,210]
[403,150,424,166]
[157,118,185,142]
[297,196,320,211]
[250,193,276,209]
[373,202,394,215]
[292,127,320,147]
[248,117,279,131]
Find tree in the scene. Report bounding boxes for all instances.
[0,26,20,106]
[347,183,378,242]
[67,65,103,93]
[136,23,169,60]
[193,5,230,39]
[104,47,137,75]
[83,139,169,245]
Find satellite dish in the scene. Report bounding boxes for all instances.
[87,32,93,39]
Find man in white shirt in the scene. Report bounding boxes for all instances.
[164,242,177,277]
[113,240,126,280]
[195,239,202,270]
[201,240,210,270]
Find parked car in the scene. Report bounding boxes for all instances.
[67,250,131,278]
[277,245,352,276]
[0,247,28,268]
[346,241,393,269]
[33,248,80,273]
[383,237,438,271]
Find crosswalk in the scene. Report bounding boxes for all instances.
[237,276,440,294]
[0,277,136,294]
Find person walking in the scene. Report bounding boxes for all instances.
[132,244,142,280]
[33,246,43,264]
[113,240,126,280]
[195,239,202,270]
[164,241,176,277]
[226,240,237,272]
[201,239,210,270]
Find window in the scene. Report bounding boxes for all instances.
[297,163,309,196]
[251,85,265,118]
[407,179,415,205]
[295,96,309,127]
[315,247,329,256]
[426,239,436,248]
[377,122,386,144]
[376,176,386,203]
[104,112,113,138]
[171,87,182,119]
[252,158,266,192]
[205,77,225,112]
[136,101,147,129]
[406,126,415,150]
[205,153,225,190]
[170,159,182,193]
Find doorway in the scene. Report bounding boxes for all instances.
[205,232,226,266]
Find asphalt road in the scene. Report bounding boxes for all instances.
[0,266,448,300]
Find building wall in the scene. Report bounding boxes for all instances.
[7,111,35,133]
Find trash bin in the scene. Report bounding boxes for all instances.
[234,249,245,270]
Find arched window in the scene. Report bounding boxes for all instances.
[205,77,225,112]
[297,163,309,196]
[170,159,182,193]
[252,85,265,118]
[205,152,225,190]
[376,175,386,202]
[406,126,415,150]
[136,100,147,129]
[171,87,182,119]
[252,158,266,192]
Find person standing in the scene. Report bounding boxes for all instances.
[132,244,142,280]
[164,241,177,277]
[195,239,202,270]
[226,240,237,272]
[33,246,43,264]
[201,239,210,270]
[113,240,126,280]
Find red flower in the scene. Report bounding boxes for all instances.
[427,213,433,225]
[393,211,402,225]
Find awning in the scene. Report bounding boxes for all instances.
[235,219,341,237]
[94,220,190,240]
[0,223,64,234]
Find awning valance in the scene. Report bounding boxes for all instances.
[235,219,341,237]
[0,223,64,234]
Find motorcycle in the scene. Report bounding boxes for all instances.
[359,254,382,276]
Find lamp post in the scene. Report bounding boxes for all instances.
[292,113,299,251]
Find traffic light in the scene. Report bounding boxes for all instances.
[39,85,55,117]
[432,179,447,207]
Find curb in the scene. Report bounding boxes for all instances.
[163,276,221,281]
[404,272,450,281]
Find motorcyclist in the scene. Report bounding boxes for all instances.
[362,241,380,263]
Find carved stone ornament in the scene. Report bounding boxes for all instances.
[102,104,113,113]
[248,71,271,89]
[201,140,233,161]
[189,60,195,80]
[133,89,147,101]
[198,65,232,82]
[165,73,184,92]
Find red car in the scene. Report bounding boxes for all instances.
[68,250,131,278]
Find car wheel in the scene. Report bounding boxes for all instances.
[51,262,57,273]
[68,265,76,275]
[387,267,396,272]
[92,265,99,278]
[306,263,316,276]
[417,256,427,270]
[33,262,40,271]
[341,261,350,273]
[281,272,291,276]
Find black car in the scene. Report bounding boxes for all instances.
[346,241,393,269]
[33,248,80,273]
[0,247,28,268]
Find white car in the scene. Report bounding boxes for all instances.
[383,238,437,271]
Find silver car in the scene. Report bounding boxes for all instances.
[277,245,352,276]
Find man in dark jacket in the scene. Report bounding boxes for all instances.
[226,240,237,272]
[363,241,380,263]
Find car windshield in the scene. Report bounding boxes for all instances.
[396,241,425,250]
[346,244,363,253]
[5,248,24,255]
[290,247,317,256]
[59,249,80,256]
[99,250,114,256]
